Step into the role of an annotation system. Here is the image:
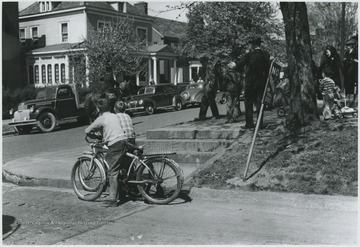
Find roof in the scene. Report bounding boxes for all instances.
[26,43,83,54]
[152,17,187,39]
[19,2,147,17]
[147,44,170,53]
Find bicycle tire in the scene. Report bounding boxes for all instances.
[71,156,107,201]
[136,157,183,204]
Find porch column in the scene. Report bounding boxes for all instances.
[85,54,89,87]
[148,58,152,82]
[152,57,158,84]
[189,66,192,81]
[51,59,55,85]
[65,55,70,84]
[174,59,177,85]
[39,59,43,86]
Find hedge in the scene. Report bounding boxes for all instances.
[2,86,39,120]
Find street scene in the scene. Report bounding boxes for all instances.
[2,1,358,245]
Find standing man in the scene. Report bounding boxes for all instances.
[223,62,242,123]
[236,37,270,129]
[194,62,221,121]
[343,35,358,95]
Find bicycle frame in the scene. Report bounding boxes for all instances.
[80,139,174,187]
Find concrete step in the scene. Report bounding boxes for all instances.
[137,138,234,153]
[146,127,241,140]
[142,151,216,164]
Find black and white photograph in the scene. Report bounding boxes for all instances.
[2,0,358,245]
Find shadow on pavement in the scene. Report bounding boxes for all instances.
[3,215,20,240]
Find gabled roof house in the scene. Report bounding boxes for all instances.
[18,1,189,88]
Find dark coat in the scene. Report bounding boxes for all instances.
[236,48,270,87]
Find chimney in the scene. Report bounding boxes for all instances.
[134,2,148,15]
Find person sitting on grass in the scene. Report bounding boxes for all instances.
[114,100,136,145]
[319,67,339,120]
[85,98,128,207]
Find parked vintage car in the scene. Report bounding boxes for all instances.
[180,82,205,106]
[181,82,244,106]
[125,84,185,115]
[8,84,87,134]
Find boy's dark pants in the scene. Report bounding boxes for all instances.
[105,140,130,201]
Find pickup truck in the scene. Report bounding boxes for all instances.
[9,84,88,134]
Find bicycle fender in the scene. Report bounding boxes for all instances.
[77,154,93,161]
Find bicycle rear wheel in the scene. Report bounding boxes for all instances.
[71,157,106,201]
[136,157,183,204]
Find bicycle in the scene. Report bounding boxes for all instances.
[71,136,184,205]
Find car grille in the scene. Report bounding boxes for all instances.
[128,101,138,108]
[14,110,31,121]
[17,103,27,111]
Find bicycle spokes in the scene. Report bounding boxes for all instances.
[137,158,181,204]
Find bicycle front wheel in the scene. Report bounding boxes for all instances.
[136,157,183,204]
[71,156,106,201]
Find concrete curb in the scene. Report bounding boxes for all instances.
[3,168,73,189]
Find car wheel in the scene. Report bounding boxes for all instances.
[37,112,56,132]
[14,125,33,134]
[175,99,183,111]
[145,104,155,115]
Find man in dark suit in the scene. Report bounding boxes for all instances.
[236,37,270,129]
[194,62,221,121]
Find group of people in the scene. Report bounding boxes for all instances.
[317,35,358,119]
[195,34,358,125]
[194,36,271,129]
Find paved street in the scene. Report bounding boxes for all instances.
[3,183,357,245]
[2,104,217,163]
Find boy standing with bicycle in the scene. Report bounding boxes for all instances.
[114,100,136,145]
[85,98,128,207]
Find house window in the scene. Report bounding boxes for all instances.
[29,65,34,84]
[61,23,68,42]
[42,65,46,83]
[97,21,111,32]
[47,65,52,84]
[31,26,39,39]
[55,64,59,83]
[61,64,65,83]
[137,27,147,43]
[19,28,25,40]
[35,65,39,84]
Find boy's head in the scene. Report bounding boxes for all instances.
[322,67,333,78]
[114,100,127,113]
[96,98,110,113]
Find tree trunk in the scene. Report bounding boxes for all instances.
[280,2,318,130]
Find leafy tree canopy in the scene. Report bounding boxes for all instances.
[75,16,147,85]
[180,2,284,65]
[307,2,358,63]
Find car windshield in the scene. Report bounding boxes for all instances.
[188,83,203,89]
[36,87,57,99]
[144,87,155,94]
[137,88,145,95]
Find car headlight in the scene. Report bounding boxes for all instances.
[181,92,190,100]
[29,105,35,112]
[138,99,143,105]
